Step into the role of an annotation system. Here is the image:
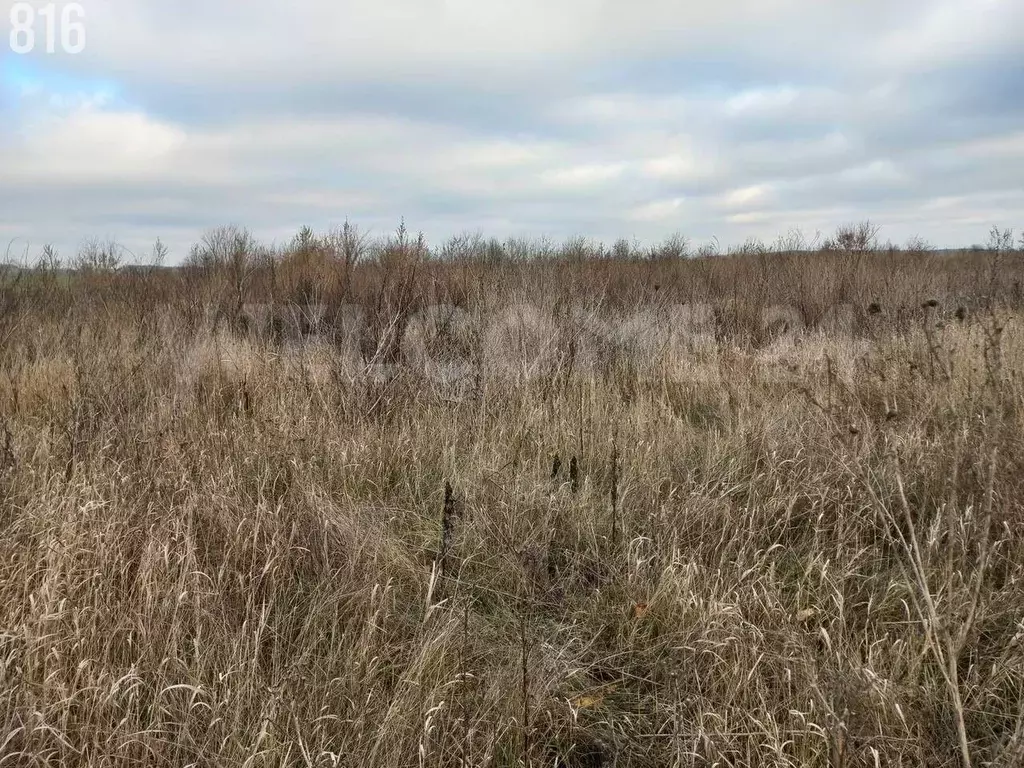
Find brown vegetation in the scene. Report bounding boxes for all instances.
[1,224,1023,766]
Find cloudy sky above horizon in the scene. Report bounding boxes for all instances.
[1,0,1023,262]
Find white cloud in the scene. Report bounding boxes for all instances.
[440,139,558,171]
[725,86,801,115]
[641,144,719,183]
[2,102,187,183]
[962,132,1024,160]
[629,197,686,223]
[67,1,838,83]
[1,0,1023,259]
[870,0,1024,72]
[838,160,907,186]
[540,162,628,190]
[717,185,774,210]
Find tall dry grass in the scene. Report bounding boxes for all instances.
[1,227,1023,766]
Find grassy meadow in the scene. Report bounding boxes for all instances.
[1,226,1023,766]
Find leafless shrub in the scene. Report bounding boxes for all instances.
[75,237,123,273]
[904,235,933,253]
[649,232,690,260]
[824,220,881,253]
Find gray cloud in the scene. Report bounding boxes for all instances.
[1,0,1023,262]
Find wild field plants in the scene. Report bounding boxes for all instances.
[1,226,1023,766]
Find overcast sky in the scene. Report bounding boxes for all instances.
[1,0,1023,262]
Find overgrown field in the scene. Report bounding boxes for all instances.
[1,229,1024,766]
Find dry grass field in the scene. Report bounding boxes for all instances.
[1,225,1024,766]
